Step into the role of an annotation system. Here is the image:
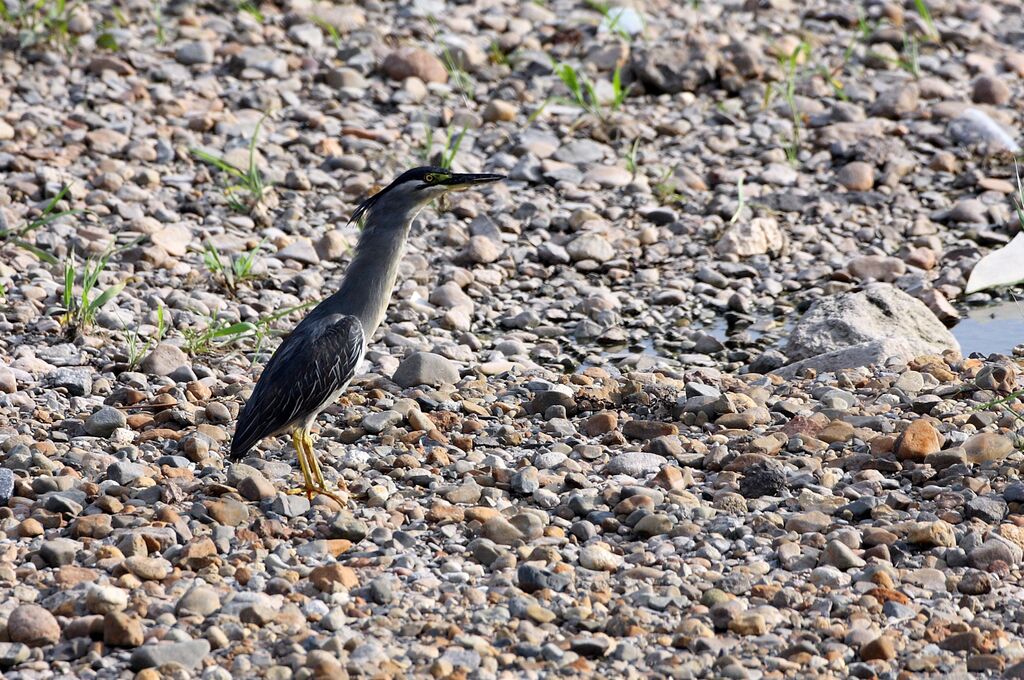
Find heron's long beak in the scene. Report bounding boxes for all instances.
[441,173,506,191]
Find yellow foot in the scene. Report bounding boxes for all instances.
[285,485,345,506]
[289,428,345,506]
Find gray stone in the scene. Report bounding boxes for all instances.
[566,234,614,263]
[0,642,30,668]
[39,537,79,566]
[1004,482,1024,503]
[965,496,1007,523]
[630,44,718,94]
[869,83,919,118]
[538,242,570,264]
[819,540,866,570]
[329,513,368,542]
[606,452,667,477]
[362,410,402,434]
[511,467,540,494]
[85,406,127,437]
[107,461,148,485]
[47,367,92,396]
[277,239,320,265]
[271,493,310,518]
[140,344,189,377]
[130,640,211,671]
[468,538,503,566]
[392,352,459,387]
[0,469,13,503]
[553,139,608,164]
[287,23,323,49]
[779,283,958,375]
[969,537,1022,570]
[739,463,786,498]
[175,41,214,65]
[948,107,1021,153]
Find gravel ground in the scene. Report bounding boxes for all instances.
[1,0,1024,678]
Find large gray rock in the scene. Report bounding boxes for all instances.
[630,42,719,94]
[605,452,667,477]
[715,217,787,258]
[392,352,459,387]
[46,367,92,396]
[130,640,210,671]
[778,283,958,376]
[85,406,127,437]
[140,343,189,377]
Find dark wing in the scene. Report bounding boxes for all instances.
[230,314,365,460]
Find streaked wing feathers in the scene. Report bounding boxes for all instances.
[230,314,364,459]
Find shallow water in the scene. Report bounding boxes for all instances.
[953,300,1024,356]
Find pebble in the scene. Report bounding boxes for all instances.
[861,636,897,661]
[836,161,874,191]
[964,432,1013,463]
[0,469,13,503]
[896,420,941,461]
[971,75,1010,105]
[579,542,622,571]
[382,47,447,83]
[104,612,144,647]
[176,41,214,65]
[566,234,614,263]
[140,344,189,377]
[483,100,517,123]
[87,585,128,614]
[85,405,127,437]
[6,605,60,647]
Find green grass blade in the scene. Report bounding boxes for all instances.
[87,280,126,314]
[191,148,246,179]
[259,300,318,326]
[12,239,58,264]
[62,257,75,310]
[211,321,258,338]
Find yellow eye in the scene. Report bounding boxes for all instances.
[424,173,436,183]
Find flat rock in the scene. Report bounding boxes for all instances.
[606,452,667,477]
[779,283,958,374]
[130,640,211,671]
[392,352,459,387]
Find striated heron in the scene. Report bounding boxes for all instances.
[230,166,505,503]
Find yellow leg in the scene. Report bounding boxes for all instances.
[305,432,349,495]
[299,430,346,506]
[287,430,315,500]
[304,432,325,488]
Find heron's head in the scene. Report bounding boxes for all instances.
[350,166,505,229]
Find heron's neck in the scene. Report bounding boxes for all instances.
[332,214,417,338]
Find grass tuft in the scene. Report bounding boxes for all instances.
[191,112,271,214]
[184,301,316,357]
[0,0,76,50]
[0,183,81,264]
[203,239,263,294]
[553,61,627,122]
[60,248,127,336]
